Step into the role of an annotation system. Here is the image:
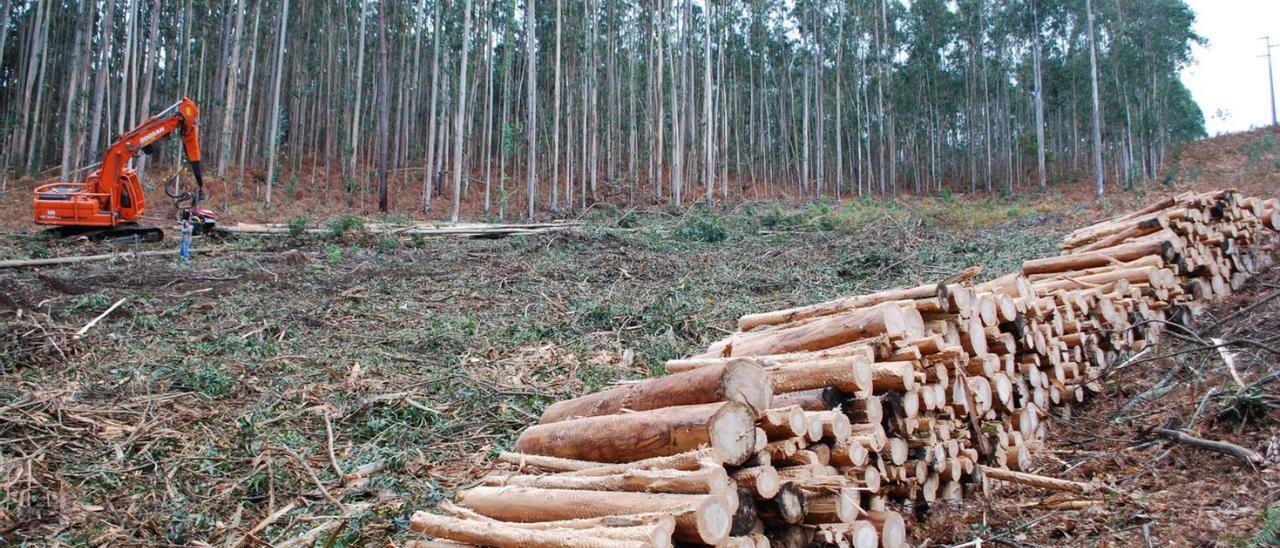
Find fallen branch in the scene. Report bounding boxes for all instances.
[1153,428,1265,469]
[979,465,1096,494]
[0,249,175,269]
[73,298,127,340]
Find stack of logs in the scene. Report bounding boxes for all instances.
[408,190,1279,548]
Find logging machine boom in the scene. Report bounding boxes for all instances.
[33,97,215,241]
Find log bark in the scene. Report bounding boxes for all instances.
[769,388,844,411]
[481,466,731,495]
[457,486,731,545]
[706,303,912,358]
[768,357,873,396]
[1022,233,1180,276]
[730,466,781,498]
[515,402,756,465]
[979,465,1094,493]
[862,510,906,548]
[409,512,651,548]
[737,283,946,331]
[539,359,771,423]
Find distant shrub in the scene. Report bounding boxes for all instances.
[287,215,310,237]
[328,215,365,238]
[376,234,402,252]
[675,211,729,243]
[324,243,343,264]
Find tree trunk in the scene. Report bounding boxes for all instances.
[237,0,261,196]
[218,0,246,177]
[376,0,390,212]
[1086,0,1105,198]
[450,0,473,221]
[264,0,291,206]
[525,0,536,219]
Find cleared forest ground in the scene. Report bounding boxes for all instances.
[1,129,1278,545]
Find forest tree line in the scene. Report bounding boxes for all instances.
[0,0,1206,219]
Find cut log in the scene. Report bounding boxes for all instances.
[409,512,652,548]
[457,486,731,545]
[708,303,913,358]
[515,402,756,465]
[769,387,844,411]
[730,466,781,499]
[764,482,805,524]
[869,361,917,393]
[729,488,759,536]
[863,510,907,548]
[481,466,731,495]
[539,359,771,423]
[737,283,947,331]
[804,487,860,524]
[768,356,873,396]
[759,406,808,439]
[1023,234,1180,275]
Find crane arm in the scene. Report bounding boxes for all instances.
[96,97,204,207]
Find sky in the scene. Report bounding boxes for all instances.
[1181,0,1280,135]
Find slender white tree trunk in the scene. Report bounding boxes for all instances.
[218,0,246,176]
[350,0,367,185]
[702,0,712,206]
[237,0,261,196]
[422,0,442,212]
[1086,0,1104,198]
[551,0,562,211]
[450,0,473,221]
[525,0,536,219]
[264,0,291,206]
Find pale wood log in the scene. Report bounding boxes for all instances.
[869,361,916,393]
[768,356,873,396]
[862,510,906,548]
[1062,213,1169,249]
[831,440,869,467]
[763,482,805,524]
[763,438,801,460]
[769,387,843,411]
[540,359,770,423]
[844,396,883,424]
[804,487,861,524]
[515,402,756,465]
[1023,234,1180,275]
[760,405,808,439]
[706,303,914,358]
[806,411,853,443]
[731,466,781,499]
[481,466,731,495]
[1032,265,1170,294]
[664,341,877,374]
[457,486,730,545]
[975,272,1036,301]
[438,503,678,532]
[736,283,947,331]
[409,512,651,548]
[979,465,1094,493]
[1026,254,1165,283]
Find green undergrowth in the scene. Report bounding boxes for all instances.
[0,196,1071,544]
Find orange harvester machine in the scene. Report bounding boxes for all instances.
[33,97,213,240]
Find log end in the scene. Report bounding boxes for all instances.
[710,402,759,466]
